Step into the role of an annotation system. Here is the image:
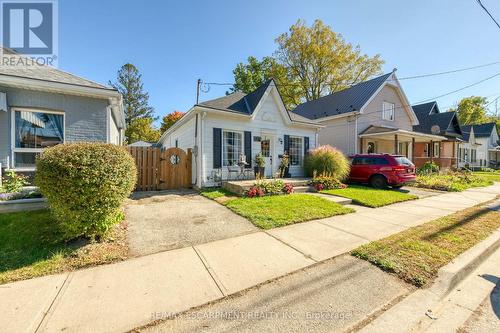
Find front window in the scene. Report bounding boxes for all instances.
[222,130,243,166]
[12,109,64,169]
[382,102,395,121]
[433,142,440,158]
[289,137,302,166]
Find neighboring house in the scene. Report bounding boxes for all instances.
[412,101,463,168]
[0,47,125,172]
[128,141,155,147]
[158,79,322,187]
[291,70,446,162]
[459,123,499,169]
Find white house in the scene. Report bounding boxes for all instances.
[459,123,499,169]
[290,70,447,161]
[158,79,322,187]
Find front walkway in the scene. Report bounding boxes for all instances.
[1,184,499,333]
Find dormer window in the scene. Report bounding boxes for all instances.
[382,102,395,121]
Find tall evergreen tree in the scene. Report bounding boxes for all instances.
[109,63,156,142]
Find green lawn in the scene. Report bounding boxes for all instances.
[412,173,493,192]
[352,204,500,287]
[199,187,235,200]
[321,185,418,208]
[225,194,354,229]
[473,171,500,182]
[0,210,127,285]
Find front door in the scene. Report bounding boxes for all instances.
[260,135,274,177]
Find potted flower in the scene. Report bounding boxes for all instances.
[254,153,266,178]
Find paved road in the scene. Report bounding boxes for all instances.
[459,277,500,333]
[142,255,412,333]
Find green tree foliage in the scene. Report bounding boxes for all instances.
[126,118,160,143]
[160,111,185,133]
[35,143,136,239]
[230,20,384,109]
[109,63,156,142]
[449,96,490,125]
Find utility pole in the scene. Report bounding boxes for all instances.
[196,79,202,105]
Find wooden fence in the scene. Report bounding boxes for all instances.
[127,147,192,191]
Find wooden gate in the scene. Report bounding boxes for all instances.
[127,147,192,191]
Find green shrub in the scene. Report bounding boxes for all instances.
[35,143,136,239]
[1,170,28,193]
[414,170,492,192]
[417,161,439,175]
[255,179,285,195]
[304,145,350,180]
[309,176,347,191]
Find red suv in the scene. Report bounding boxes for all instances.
[348,154,416,189]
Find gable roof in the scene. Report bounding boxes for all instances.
[197,79,318,125]
[412,101,439,117]
[412,101,462,138]
[199,79,273,115]
[461,123,496,141]
[471,122,496,138]
[291,72,392,120]
[0,47,114,90]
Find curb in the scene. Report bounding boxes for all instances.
[358,224,500,333]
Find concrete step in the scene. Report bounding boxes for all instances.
[293,186,314,193]
[306,192,353,206]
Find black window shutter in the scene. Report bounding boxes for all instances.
[284,135,290,154]
[304,136,310,156]
[213,128,222,168]
[244,131,252,168]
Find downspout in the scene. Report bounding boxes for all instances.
[354,115,358,153]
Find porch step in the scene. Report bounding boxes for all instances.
[293,185,314,193]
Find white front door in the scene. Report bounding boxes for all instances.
[260,135,274,177]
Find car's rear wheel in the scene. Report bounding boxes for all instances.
[370,175,388,189]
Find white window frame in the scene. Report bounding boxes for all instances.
[382,101,395,121]
[10,108,65,171]
[288,136,303,166]
[222,130,243,167]
[433,142,440,158]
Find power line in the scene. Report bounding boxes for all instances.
[202,60,500,89]
[476,0,500,30]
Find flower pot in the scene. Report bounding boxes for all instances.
[254,166,265,178]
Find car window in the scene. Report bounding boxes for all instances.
[352,157,363,165]
[395,157,412,166]
[373,157,389,165]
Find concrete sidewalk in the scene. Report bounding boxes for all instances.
[1,183,499,333]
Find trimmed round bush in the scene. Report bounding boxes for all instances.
[304,145,350,180]
[36,143,137,239]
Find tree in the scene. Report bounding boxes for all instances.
[109,63,156,142]
[160,111,185,133]
[449,96,490,125]
[230,20,384,109]
[125,118,160,143]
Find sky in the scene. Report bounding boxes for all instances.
[58,0,500,123]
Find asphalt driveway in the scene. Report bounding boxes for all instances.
[124,190,257,256]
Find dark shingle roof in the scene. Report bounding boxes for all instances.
[461,123,496,141]
[0,46,114,90]
[412,101,438,118]
[291,72,392,120]
[198,79,273,115]
[472,122,496,138]
[197,79,318,125]
[412,101,461,138]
